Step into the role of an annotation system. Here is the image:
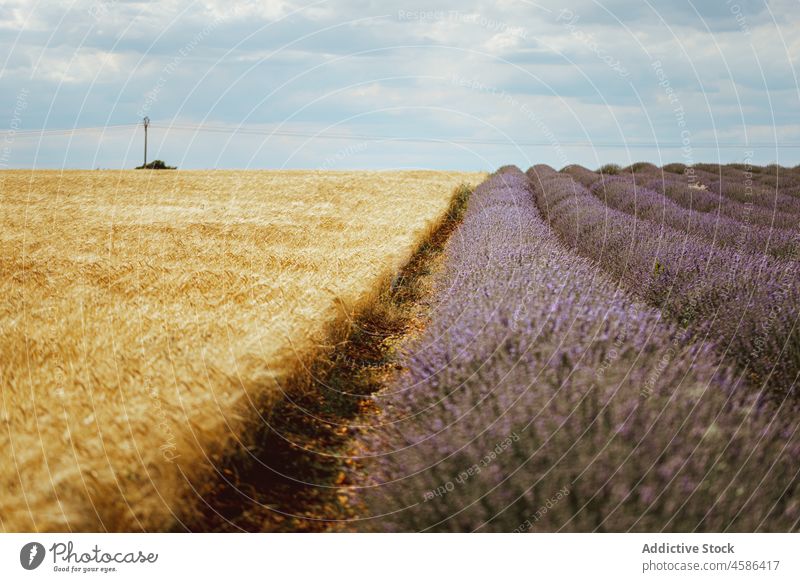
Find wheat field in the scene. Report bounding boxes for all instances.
[0,169,485,532]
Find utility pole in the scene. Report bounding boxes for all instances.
[142,116,150,168]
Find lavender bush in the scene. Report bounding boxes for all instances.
[361,167,800,532]
[527,165,800,395]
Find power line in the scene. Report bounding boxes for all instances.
[1,121,797,149]
[4,123,138,137]
[139,122,800,149]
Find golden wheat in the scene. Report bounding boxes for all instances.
[0,169,485,532]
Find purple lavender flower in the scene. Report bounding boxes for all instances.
[359,167,800,533]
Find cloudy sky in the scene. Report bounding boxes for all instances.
[1,0,798,170]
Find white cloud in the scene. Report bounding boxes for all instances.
[29,48,129,84]
[198,0,294,23]
[483,29,524,55]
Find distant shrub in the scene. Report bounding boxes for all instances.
[136,160,176,170]
[662,163,686,174]
[693,163,720,173]
[624,162,658,174]
[597,163,621,175]
[727,163,749,171]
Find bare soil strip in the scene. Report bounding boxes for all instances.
[182,184,473,532]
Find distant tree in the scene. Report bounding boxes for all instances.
[136,160,176,170]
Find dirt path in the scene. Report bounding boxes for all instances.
[179,185,472,532]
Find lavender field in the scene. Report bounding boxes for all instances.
[359,164,800,532]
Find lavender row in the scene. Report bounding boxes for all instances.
[708,179,800,215]
[690,163,800,198]
[569,162,800,212]
[662,164,800,212]
[361,167,800,532]
[563,163,800,233]
[527,165,800,395]
[644,177,800,233]
[589,176,798,259]
[562,164,604,188]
